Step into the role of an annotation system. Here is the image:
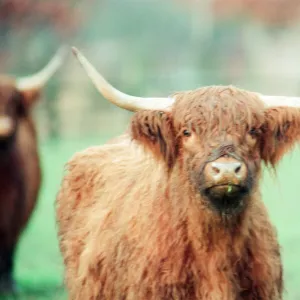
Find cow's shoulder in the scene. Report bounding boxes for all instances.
[57,136,141,200]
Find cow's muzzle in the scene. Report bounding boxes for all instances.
[201,156,250,214]
[0,116,14,138]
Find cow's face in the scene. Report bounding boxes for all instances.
[0,76,42,146]
[0,48,65,146]
[131,86,300,216]
[172,87,265,215]
[0,78,25,143]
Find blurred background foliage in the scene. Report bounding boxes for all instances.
[3,0,300,141]
[0,0,300,299]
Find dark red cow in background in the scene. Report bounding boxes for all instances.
[0,47,66,294]
[55,47,300,299]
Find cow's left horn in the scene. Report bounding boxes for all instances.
[258,94,300,108]
[16,46,67,91]
[71,47,175,112]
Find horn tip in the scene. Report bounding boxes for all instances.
[71,47,79,57]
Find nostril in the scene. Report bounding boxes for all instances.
[212,166,220,174]
[234,165,241,174]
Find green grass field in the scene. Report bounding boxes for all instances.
[4,136,300,299]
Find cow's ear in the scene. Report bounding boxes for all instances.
[14,88,41,117]
[131,110,178,168]
[19,88,41,108]
[261,107,300,166]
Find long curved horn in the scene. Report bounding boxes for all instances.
[257,94,300,108]
[71,47,175,112]
[16,46,67,91]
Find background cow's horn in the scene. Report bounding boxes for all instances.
[258,94,300,108]
[71,47,175,112]
[16,46,67,92]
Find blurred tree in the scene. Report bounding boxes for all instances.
[0,0,94,139]
[0,0,92,67]
[213,0,300,26]
[173,0,300,88]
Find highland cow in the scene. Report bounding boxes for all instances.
[0,48,66,294]
[55,47,300,300]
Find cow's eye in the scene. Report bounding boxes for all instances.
[248,128,260,137]
[183,129,191,137]
[248,128,262,140]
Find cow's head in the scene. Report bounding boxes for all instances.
[72,47,300,216]
[0,47,66,145]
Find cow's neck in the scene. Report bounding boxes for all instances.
[0,138,19,166]
[0,133,17,157]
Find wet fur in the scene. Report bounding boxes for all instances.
[56,86,300,299]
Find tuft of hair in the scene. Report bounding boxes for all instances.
[262,106,300,166]
[171,86,265,136]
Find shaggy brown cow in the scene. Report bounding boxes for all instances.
[56,47,300,300]
[0,47,66,294]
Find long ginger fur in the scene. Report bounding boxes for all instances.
[55,86,300,300]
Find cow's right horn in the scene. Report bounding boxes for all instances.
[71,47,174,112]
[257,94,300,108]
